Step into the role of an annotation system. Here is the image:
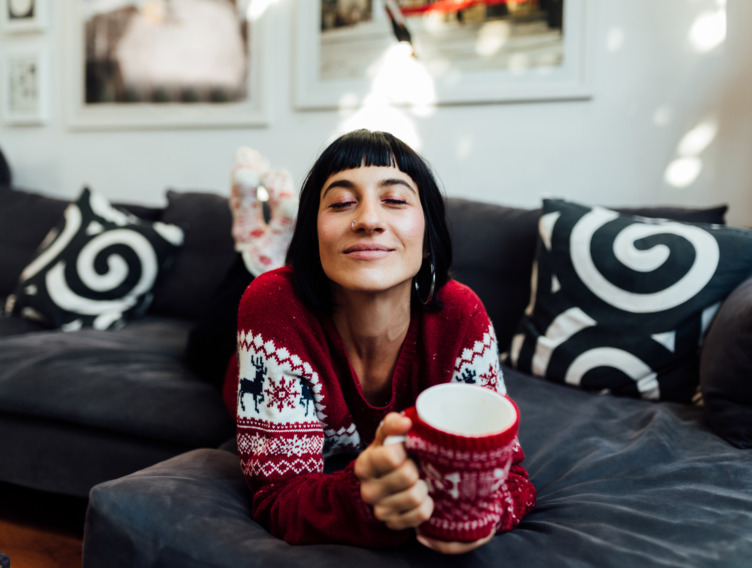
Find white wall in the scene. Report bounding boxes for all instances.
[1,0,751,226]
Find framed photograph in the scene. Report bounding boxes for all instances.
[294,0,594,109]
[1,50,48,125]
[0,0,49,33]
[64,0,270,130]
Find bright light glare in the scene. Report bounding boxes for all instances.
[475,21,511,57]
[688,9,726,52]
[246,0,278,21]
[677,120,718,156]
[652,106,674,127]
[337,105,422,151]
[665,157,702,188]
[606,28,625,52]
[369,43,437,107]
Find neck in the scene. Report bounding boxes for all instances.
[332,287,412,405]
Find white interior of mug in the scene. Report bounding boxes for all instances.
[416,383,517,436]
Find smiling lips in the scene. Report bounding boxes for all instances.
[343,243,394,260]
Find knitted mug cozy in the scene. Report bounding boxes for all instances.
[402,400,519,543]
[229,147,297,276]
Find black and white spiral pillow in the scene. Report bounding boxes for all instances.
[509,199,752,403]
[5,187,184,331]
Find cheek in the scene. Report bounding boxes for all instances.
[316,215,337,261]
[405,214,427,258]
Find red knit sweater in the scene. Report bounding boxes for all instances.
[224,266,536,547]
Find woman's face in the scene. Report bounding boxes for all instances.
[317,165,425,302]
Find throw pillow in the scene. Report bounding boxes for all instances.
[445,198,728,355]
[700,277,752,448]
[509,198,752,403]
[5,187,184,331]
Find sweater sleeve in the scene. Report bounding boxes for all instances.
[234,270,409,547]
[443,282,537,532]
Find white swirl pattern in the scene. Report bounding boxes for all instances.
[7,187,183,331]
[509,199,752,403]
[570,207,719,313]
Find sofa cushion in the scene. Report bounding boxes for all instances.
[5,187,184,331]
[446,198,540,353]
[509,198,752,403]
[0,187,162,300]
[0,317,234,447]
[700,277,752,448]
[445,198,728,354]
[150,190,238,320]
[0,187,68,298]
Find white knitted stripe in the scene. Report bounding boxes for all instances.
[451,323,506,395]
[237,330,327,420]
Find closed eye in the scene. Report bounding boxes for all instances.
[330,201,355,210]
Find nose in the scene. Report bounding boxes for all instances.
[352,197,384,234]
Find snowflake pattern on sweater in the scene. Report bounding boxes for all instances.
[229,266,535,547]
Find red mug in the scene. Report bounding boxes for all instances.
[386,383,519,542]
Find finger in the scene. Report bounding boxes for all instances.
[360,459,421,504]
[374,412,411,446]
[354,441,407,482]
[375,484,434,530]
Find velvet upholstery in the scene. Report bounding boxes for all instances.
[700,277,752,448]
[83,369,752,568]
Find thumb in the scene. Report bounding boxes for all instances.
[375,412,412,446]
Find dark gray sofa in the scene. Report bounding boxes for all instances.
[1,181,751,567]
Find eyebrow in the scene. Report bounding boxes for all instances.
[322,177,417,197]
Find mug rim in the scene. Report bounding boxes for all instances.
[411,383,519,443]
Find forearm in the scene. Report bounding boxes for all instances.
[250,461,411,547]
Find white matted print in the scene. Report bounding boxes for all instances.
[295,0,594,109]
[0,0,49,33]
[1,50,49,125]
[64,0,270,130]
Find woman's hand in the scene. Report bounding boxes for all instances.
[354,412,434,531]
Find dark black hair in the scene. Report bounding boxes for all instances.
[285,129,452,315]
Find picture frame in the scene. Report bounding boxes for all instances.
[0,0,49,33]
[294,0,595,109]
[1,49,49,125]
[63,0,270,130]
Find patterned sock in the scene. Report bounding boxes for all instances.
[229,147,297,276]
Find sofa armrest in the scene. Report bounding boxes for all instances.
[700,277,752,448]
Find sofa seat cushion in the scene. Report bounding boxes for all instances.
[0,311,47,336]
[0,316,233,447]
[82,369,752,568]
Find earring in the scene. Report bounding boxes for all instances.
[414,259,436,306]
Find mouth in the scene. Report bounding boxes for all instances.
[343,243,394,259]
[344,244,392,254]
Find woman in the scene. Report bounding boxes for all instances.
[225,129,536,554]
